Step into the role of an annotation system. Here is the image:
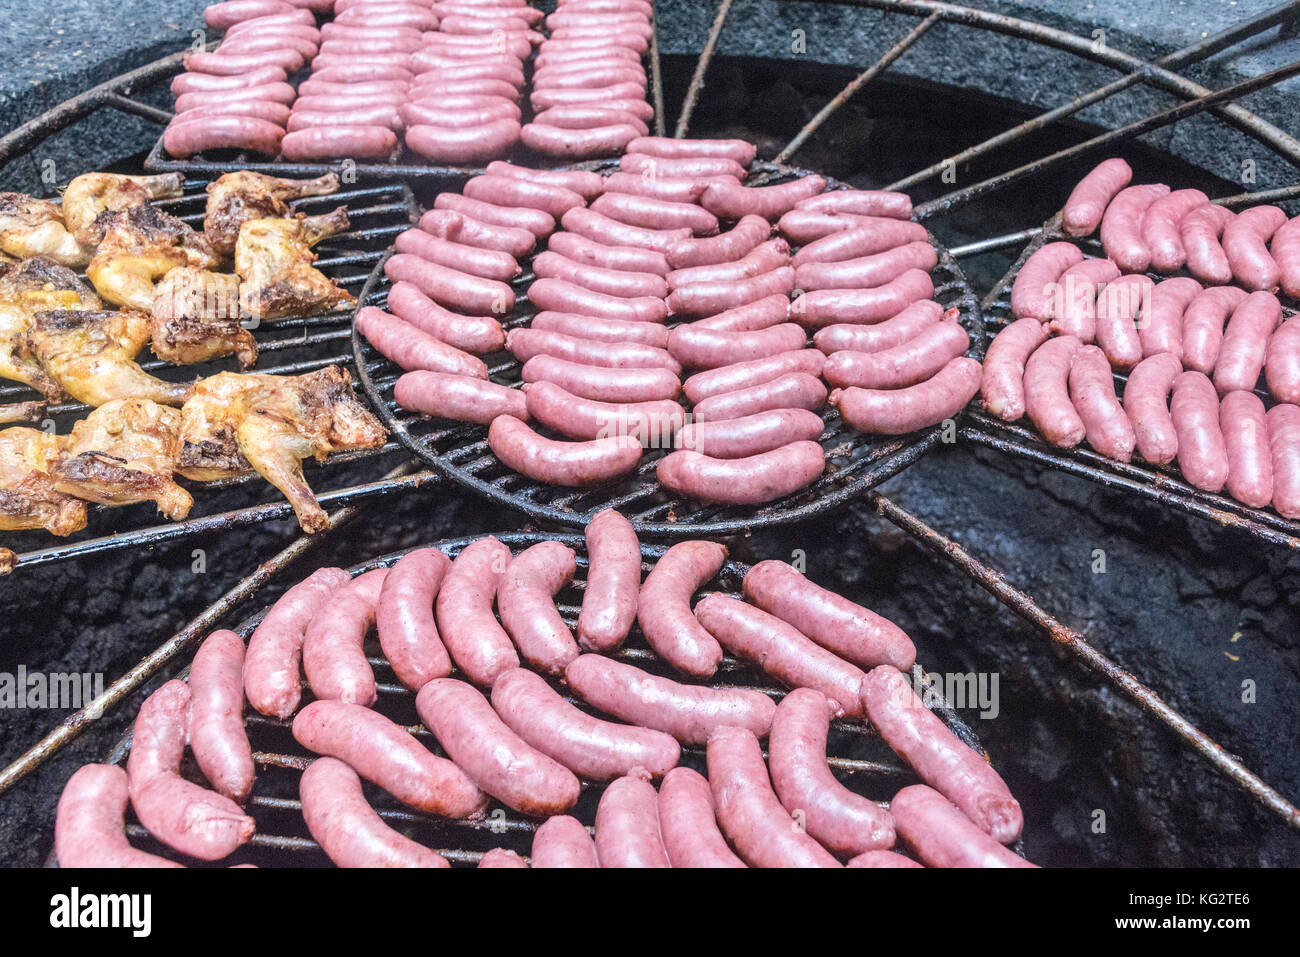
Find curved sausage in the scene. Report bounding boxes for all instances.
[164,117,286,158]
[520,121,646,159]
[691,372,827,422]
[523,381,684,444]
[56,765,182,868]
[980,316,1048,421]
[1062,157,1132,237]
[815,300,946,355]
[795,188,912,220]
[1095,272,1152,371]
[591,192,720,236]
[377,549,453,691]
[1123,352,1183,466]
[434,536,519,687]
[561,207,693,255]
[1223,205,1287,291]
[790,220,930,266]
[677,408,825,459]
[594,769,670,868]
[701,175,827,220]
[620,152,746,180]
[394,372,526,425]
[521,355,681,403]
[1141,188,1209,272]
[244,567,352,720]
[532,251,668,299]
[666,215,770,269]
[667,268,796,317]
[171,66,288,94]
[530,106,649,136]
[1181,285,1250,374]
[626,135,756,166]
[1099,183,1169,272]
[205,0,305,29]
[831,357,981,436]
[1272,215,1300,299]
[1024,335,1085,447]
[667,239,791,291]
[602,170,734,204]
[795,241,936,293]
[1221,390,1273,508]
[707,725,841,868]
[383,255,514,317]
[530,311,669,348]
[658,442,825,505]
[1171,371,1229,492]
[1267,403,1300,518]
[281,126,399,160]
[302,567,387,708]
[385,281,506,355]
[1049,257,1121,343]
[495,540,580,675]
[565,653,776,746]
[419,208,536,259]
[891,785,1035,868]
[190,630,255,805]
[1180,203,1235,286]
[531,82,649,110]
[488,415,643,487]
[547,230,670,275]
[464,174,586,218]
[434,192,555,238]
[531,815,599,868]
[742,560,915,671]
[1010,241,1084,320]
[416,678,580,816]
[526,277,668,323]
[636,541,727,677]
[1140,276,1201,360]
[1265,314,1300,404]
[508,328,678,373]
[1069,344,1135,462]
[401,102,522,130]
[394,229,521,283]
[790,269,934,328]
[301,758,450,868]
[770,688,896,856]
[658,767,746,868]
[1214,290,1281,394]
[682,349,823,404]
[823,322,970,390]
[577,508,641,652]
[667,322,806,370]
[862,665,1023,844]
[692,293,792,333]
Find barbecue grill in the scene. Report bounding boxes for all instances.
[0,0,1298,867]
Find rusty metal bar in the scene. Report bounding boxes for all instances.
[101,91,173,126]
[674,0,734,138]
[775,11,940,164]
[914,60,1300,219]
[947,227,1043,259]
[871,492,1300,830]
[649,12,667,138]
[1215,183,1300,207]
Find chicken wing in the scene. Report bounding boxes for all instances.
[176,365,386,533]
[205,171,340,259]
[24,308,192,407]
[62,172,185,247]
[0,426,87,536]
[150,267,256,369]
[51,398,192,520]
[86,203,220,310]
[0,401,44,424]
[0,257,101,399]
[235,209,354,322]
[0,192,90,266]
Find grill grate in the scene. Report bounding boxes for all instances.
[77,532,1006,867]
[353,163,985,537]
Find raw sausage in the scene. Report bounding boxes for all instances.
[576,508,641,652]
[594,769,670,868]
[488,415,643,487]
[637,540,728,677]
[657,767,746,868]
[376,548,453,691]
[190,630,255,804]
[495,540,580,675]
[434,536,520,687]
[831,358,981,436]
[658,442,826,505]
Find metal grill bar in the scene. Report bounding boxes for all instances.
[649,13,668,139]
[674,0,735,138]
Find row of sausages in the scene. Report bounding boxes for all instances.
[54,516,1028,867]
[1061,157,1299,297]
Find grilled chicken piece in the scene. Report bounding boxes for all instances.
[176,365,386,533]
[24,309,192,407]
[0,192,90,266]
[0,401,44,424]
[51,398,192,520]
[235,209,353,322]
[205,171,340,259]
[0,426,87,536]
[150,267,257,369]
[62,172,185,247]
[86,204,220,311]
[0,257,101,399]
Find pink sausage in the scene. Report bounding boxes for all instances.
[356,307,489,378]
[1099,183,1170,272]
[1181,285,1250,374]
[1220,390,1273,508]
[394,229,521,282]
[1010,241,1085,320]
[508,328,678,373]
[526,277,669,323]
[831,358,982,436]
[413,59,526,86]
[434,536,519,686]
[171,66,287,94]
[288,109,405,133]
[531,815,599,868]
[1094,272,1152,370]
[795,188,912,219]
[185,49,305,73]
[677,408,825,459]
[280,126,399,160]
[1123,352,1183,466]
[376,548,453,691]
[531,106,649,135]
[301,568,387,708]
[658,442,825,505]
[190,630,255,805]
[530,311,669,348]
[488,415,643,487]
[770,688,895,856]
[532,65,646,89]
[488,163,607,197]
[1062,157,1133,237]
[707,725,841,868]
[892,785,1035,868]
[164,117,285,158]
[419,208,536,258]
[561,207,693,255]
[521,355,681,402]
[564,653,776,746]
[637,540,727,677]
[301,758,450,868]
[692,294,791,333]
[667,322,805,370]
[815,301,946,355]
[575,508,641,652]
[790,220,930,266]
[547,230,669,275]
[127,681,256,861]
[218,33,319,57]
[1024,335,1085,447]
[625,135,755,166]
[1171,370,1229,492]
[590,192,720,236]
[790,269,934,328]
[1223,205,1287,291]
[1069,344,1136,462]
[294,93,408,114]
[795,241,937,292]
[1214,290,1281,394]
[777,209,920,245]
[434,191,554,238]
[1265,314,1300,404]
[1049,257,1122,343]
[383,255,514,317]
[691,371,827,422]
[1267,404,1300,517]
[823,322,970,390]
[532,253,668,300]
[409,77,521,101]
[394,371,526,424]
[530,82,648,110]
[55,765,182,869]
[667,266,796,316]
[594,769,670,868]
[495,540,580,675]
[701,175,827,220]
[742,559,915,671]
[294,700,488,818]
[464,174,585,217]
[603,171,734,204]
[308,62,415,83]
[205,0,304,29]
[243,567,352,720]
[847,850,923,868]
[980,316,1049,421]
[666,215,771,269]
[416,678,580,816]
[667,239,791,290]
[405,120,522,165]
[658,767,747,868]
[1140,276,1201,360]
[862,665,1023,843]
[1181,204,1235,286]
[1142,188,1209,272]
[619,152,747,180]
[165,101,292,127]
[478,848,528,868]
[492,667,680,780]
[1272,216,1300,299]
[385,281,505,355]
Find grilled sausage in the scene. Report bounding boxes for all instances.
[1024,335,1085,447]
[1221,390,1274,508]
[1094,272,1152,371]
[790,219,930,266]
[281,126,399,160]
[1010,241,1084,320]
[529,311,669,348]
[630,541,727,679]
[823,322,970,391]
[434,536,520,687]
[394,372,526,425]
[495,540,580,675]
[164,117,286,158]
[488,415,643,486]
[1181,285,1250,374]
[376,549,453,691]
[677,408,824,459]
[1214,290,1281,394]
[625,135,757,166]
[532,251,668,299]
[464,174,586,218]
[561,207,693,255]
[577,508,641,651]
[359,307,494,381]
[394,229,521,282]
[531,815,599,868]
[55,765,183,868]
[816,300,947,355]
[1171,371,1229,492]
[527,277,668,323]
[701,175,827,220]
[666,215,770,269]
[171,66,288,94]
[658,442,825,506]
[383,254,515,316]
[980,317,1048,422]
[667,239,791,291]
[658,767,746,868]
[508,329,678,373]
[1123,352,1183,466]
[1265,315,1300,404]
[667,322,805,370]
[385,281,506,355]
[1141,188,1209,272]
[547,230,670,275]
[521,355,681,403]
[795,188,912,220]
[603,170,735,204]
[594,769,670,868]
[1223,205,1287,291]
[682,349,824,404]
[590,191,720,236]
[302,567,387,708]
[795,241,937,293]
[831,357,981,436]
[523,382,683,444]
[419,208,536,259]
[1267,403,1300,518]
[891,785,1035,868]
[790,269,934,327]
[1062,157,1133,237]
[1272,215,1300,299]
[1140,276,1201,360]
[205,0,307,29]
[1069,344,1136,462]
[690,293,790,333]
[434,192,555,238]
[691,372,827,422]
[190,630,255,805]
[667,267,796,317]
[1099,183,1169,272]
[1180,203,1235,286]
[619,152,746,180]
[1048,257,1122,343]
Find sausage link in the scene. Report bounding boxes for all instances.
[667,267,796,317]
[1069,344,1136,462]
[464,174,586,218]
[1214,290,1281,394]
[530,311,669,348]
[790,219,930,266]
[594,769,670,868]
[692,371,827,422]
[508,328,678,372]
[701,175,827,220]
[636,541,727,676]
[1181,285,1250,374]
[603,170,735,204]
[892,785,1035,868]
[1095,273,1152,371]
[561,207,693,255]
[385,281,505,355]
[658,767,746,868]
[419,208,536,258]
[677,408,825,459]
[1267,403,1300,518]
[1122,352,1183,466]
[1223,205,1287,291]
[795,241,936,293]
[301,568,387,708]
[190,630,255,805]
[1010,242,1084,320]
[816,300,946,355]
[666,215,770,269]
[521,355,681,402]
[577,508,641,651]
[395,371,525,425]
[394,228,521,282]
[527,277,668,323]
[682,349,823,404]
[1171,371,1229,492]
[1062,157,1132,237]
[1221,390,1274,508]
[667,239,791,291]
[434,191,554,238]
[357,307,488,378]
[795,188,912,220]
[1049,257,1122,342]
[495,540,580,675]
[532,251,668,299]
[1181,204,1235,286]
[668,322,805,370]
[1099,183,1169,272]
[689,293,790,333]
[790,269,934,328]
[1140,276,1201,360]
[377,548,453,691]
[620,152,746,180]
[56,765,183,868]
[488,415,643,487]
[590,192,720,236]
[523,381,684,444]
[164,116,286,158]
[1265,314,1300,404]
[831,357,981,436]
[823,321,970,390]
[1272,216,1300,299]
[626,135,756,166]
[1141,189,1209,272]
[384,254,515,316]
[980,316,1048,421]
[547,230,669,275]
[531,815,599,868]
[281,126,400,160]
[658,442,824,505]
[1024,335,1085,447]
[434,536,520,686]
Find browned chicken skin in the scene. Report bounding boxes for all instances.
[0,426,87,536]
[0,257,100,400]
[150,267,257,369]
[205,171,341,259]
[62,172,185,247]
[0,192,90,267]
[235,209,354,323]
[0,401,45,424]
[86,203,220,311]
[176,365,386,533]
[51,398,192,520]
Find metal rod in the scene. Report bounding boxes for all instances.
[0,461,427,797]
[914,60,1300,219]
[102,92,173,127]
[1215,183,1300,207]
[886,0,1300,191]
[947,227,1043,258]
[649,13,667,138]
[674,0,734,138]
[775,11,941,163]
[870,492,1300,830]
